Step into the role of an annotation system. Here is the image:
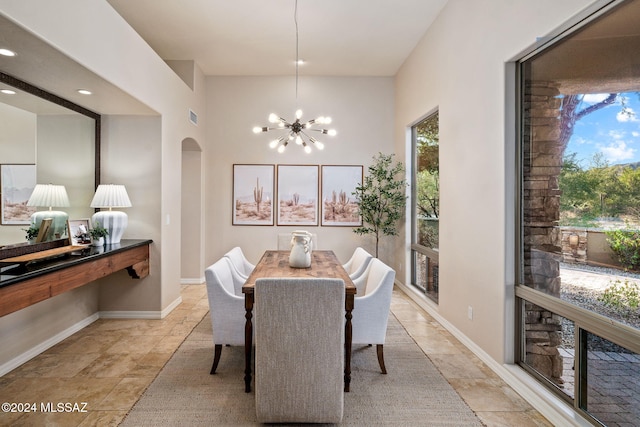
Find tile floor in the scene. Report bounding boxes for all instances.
[0,285,552,426]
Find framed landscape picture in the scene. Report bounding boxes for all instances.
[321,165,363,226]
[1,164,37,225]
[277,165,319,226]
[232,164,275,225]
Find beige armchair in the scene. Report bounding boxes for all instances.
[342,246,373,280]
[204,257,246,375]
[254,277,345,424]
[351,258,396,374]
[223,246,255,281]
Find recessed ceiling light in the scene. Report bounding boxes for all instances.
[0,48,16,57]
[1,89,16,95]
[77,89,92,95]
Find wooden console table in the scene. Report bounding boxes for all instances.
[0,239,152,317]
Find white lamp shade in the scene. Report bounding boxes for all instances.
[90,184,132,208]
[27,184,70,208]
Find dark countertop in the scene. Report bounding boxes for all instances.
[0,239,152,288]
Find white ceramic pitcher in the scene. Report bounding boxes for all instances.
[289,230,312,268]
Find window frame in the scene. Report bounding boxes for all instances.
[411,110,440,301]
[514,0,640,422]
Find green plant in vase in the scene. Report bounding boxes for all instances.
[89,223,109,246]
[23,226,39,242]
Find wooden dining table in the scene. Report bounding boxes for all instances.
[241,250,357,393]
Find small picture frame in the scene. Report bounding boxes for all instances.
[35,218,53,243]
[69,218,92,245]
[321,165,363,226]
[277,165,319,226]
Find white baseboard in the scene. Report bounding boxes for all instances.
[1,295,184,376]
[0,313,99,377]
[394,280,592,427]
[100,295,183,319]
[181,277,204,285]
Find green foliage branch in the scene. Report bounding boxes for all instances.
[605,229,640,271]
[559,152,640,226]
[598,279,640,316]
[353,152,407,257]
[23,226,39,241]
[89,222,109,239]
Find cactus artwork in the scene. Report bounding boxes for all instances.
[254,178,263,214]
[276,165,319,225]
[233,165,273,225]
[320,165,363,226]
[324,188,358,222]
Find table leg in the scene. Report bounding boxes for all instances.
[344,294,354,392]
[244,293,254,393]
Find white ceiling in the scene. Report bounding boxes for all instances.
[0,0,447,116]
[107,0,449,77]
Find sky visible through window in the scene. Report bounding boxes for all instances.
[567,92,640,167]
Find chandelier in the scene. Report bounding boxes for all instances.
[252,0,336,153]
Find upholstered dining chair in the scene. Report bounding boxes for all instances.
[204,257,246,374]
[342,246,373,280]
[223,246,255,281]
[254,277,345,424]
[351,258,396,374]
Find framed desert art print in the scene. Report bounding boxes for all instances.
[1,164,37,225]
[232,164,275,225]
[321,165,363,226]
[277,164,319,226]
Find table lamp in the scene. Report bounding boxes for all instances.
[90,184,132,244]
[27,184,70,241]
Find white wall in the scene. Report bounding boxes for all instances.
[394,0,598,363]
[0,103,36,244]
[204,76,395,267]
[37,115,95,221]
[181,147,203,283]
[0,103,35,161]
[0,0,206,369]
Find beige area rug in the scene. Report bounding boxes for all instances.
[121,314,483,426]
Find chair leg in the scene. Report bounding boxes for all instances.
[376,344,387,374]
[210,344,222,374]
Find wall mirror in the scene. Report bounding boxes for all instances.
[0,72,100,247]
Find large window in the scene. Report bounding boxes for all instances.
[412,111,439,302]
[517,1,640,425]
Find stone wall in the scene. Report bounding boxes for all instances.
[522,80,564,385]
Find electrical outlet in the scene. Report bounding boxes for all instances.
[468,305,473,320]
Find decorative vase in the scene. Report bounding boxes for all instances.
[289,230,312,268]
[91,236,104,247]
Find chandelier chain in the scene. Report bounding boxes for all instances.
[294,0,299,106]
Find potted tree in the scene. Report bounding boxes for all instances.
[352,152,407,258]
[89,223,109,246]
